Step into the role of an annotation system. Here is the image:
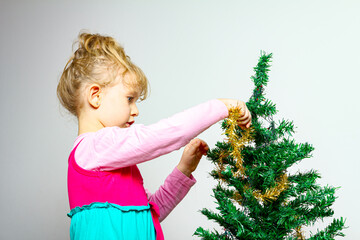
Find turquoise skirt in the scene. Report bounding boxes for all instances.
[68,202,156,240]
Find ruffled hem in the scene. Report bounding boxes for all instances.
[67,202,150,218]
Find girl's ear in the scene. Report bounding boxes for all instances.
[87,84,102,109]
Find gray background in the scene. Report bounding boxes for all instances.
[1,0,359,239]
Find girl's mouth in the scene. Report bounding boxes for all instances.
[126,121,135,127]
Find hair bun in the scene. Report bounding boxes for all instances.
[76,32,116,57]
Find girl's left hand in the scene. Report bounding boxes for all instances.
[177,138,209,177]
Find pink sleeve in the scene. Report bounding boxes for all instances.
[145,167,196,222]
[75,99,228,171]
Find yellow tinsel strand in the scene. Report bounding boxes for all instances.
[294,226,305,240]
[220,106,290,204]
[215,151,228,182]
[252,174,289,202]
[225,106,254,176]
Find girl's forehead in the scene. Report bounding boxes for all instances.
[122,73,142,92]
[112,70,146,99]
[125,88,140,97]
[117,81,140,96]
[115,71,135,85]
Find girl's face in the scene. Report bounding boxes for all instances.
[98,79,140,128]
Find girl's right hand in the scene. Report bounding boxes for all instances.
[177,138,209,177]
[218,98,252,129]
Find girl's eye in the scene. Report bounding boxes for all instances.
[128,97,134,102]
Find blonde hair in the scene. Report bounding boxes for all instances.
[57,32,149,117]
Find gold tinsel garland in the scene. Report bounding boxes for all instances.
[216,106,289,203]
[252,174,289,202]
[294,226,306,240]
[224,107,254,177]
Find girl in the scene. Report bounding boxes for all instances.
[57,32,251,240]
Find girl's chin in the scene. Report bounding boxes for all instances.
[117,124,129,128]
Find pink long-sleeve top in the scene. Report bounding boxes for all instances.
[72,99,228,221]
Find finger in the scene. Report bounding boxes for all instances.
[237,107,248,118]
[238,119,251,129]
[242,116,251,125]
[184,139,197,153]
[238,115,249,122]
[190,138,200,145]
[239,111,252,124]
[198,139,208,146]
[237,117,250,128]
[189,139,208,157]
[241,119,252,129]
[199,140,209,155]
[189,138,202,151]
[238,109,250,121]
[195,138,207,149]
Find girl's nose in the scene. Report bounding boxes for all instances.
[131,104,139,117]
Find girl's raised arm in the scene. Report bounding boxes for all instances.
[75,99,229,171]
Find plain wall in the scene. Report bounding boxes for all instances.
[1,0,359,239]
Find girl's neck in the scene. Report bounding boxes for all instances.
[77,114,104,136]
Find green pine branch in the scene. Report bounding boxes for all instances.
[308,217,346,240]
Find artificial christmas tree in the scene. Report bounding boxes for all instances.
[194,52,345,240]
